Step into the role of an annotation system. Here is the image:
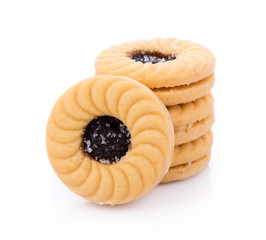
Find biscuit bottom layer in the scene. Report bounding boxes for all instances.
[174,112,215,145]
[152,74,215,106]
[82,116,131,164]
[171,131,213,167]
[161,152,211,183]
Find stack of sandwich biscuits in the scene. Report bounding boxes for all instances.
[95,38,215,183]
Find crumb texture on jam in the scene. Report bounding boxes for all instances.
[130,50,176,64]
[83,116,131,164]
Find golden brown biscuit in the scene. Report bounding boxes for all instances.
[161,152,211,183]
[168,93,214,126]
[46,75,174,205]
[95,38,215,88]
[171,131,213,167]
[174,112,215,145]
[153,74,215,106]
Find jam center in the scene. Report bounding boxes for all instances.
[82,116,131,164]
[131,50,176,64]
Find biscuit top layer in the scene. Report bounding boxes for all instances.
[82,116,131,164]
[130,50,176,64]
[95,38,215,88]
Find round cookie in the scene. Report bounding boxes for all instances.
[161,152,211,183]
[153,74,215,106]
[174,112,215,145]
[171,131,213,167]
[168,93,214,127]
[95,38,215,88]
[46,75,174,205]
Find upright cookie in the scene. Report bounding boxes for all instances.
[95,38,215,88]
[46,75,174,205]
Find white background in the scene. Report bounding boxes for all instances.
[0,0,266,239]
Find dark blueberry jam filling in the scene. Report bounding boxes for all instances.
[82,116,131,164]
[131,50,176,64]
